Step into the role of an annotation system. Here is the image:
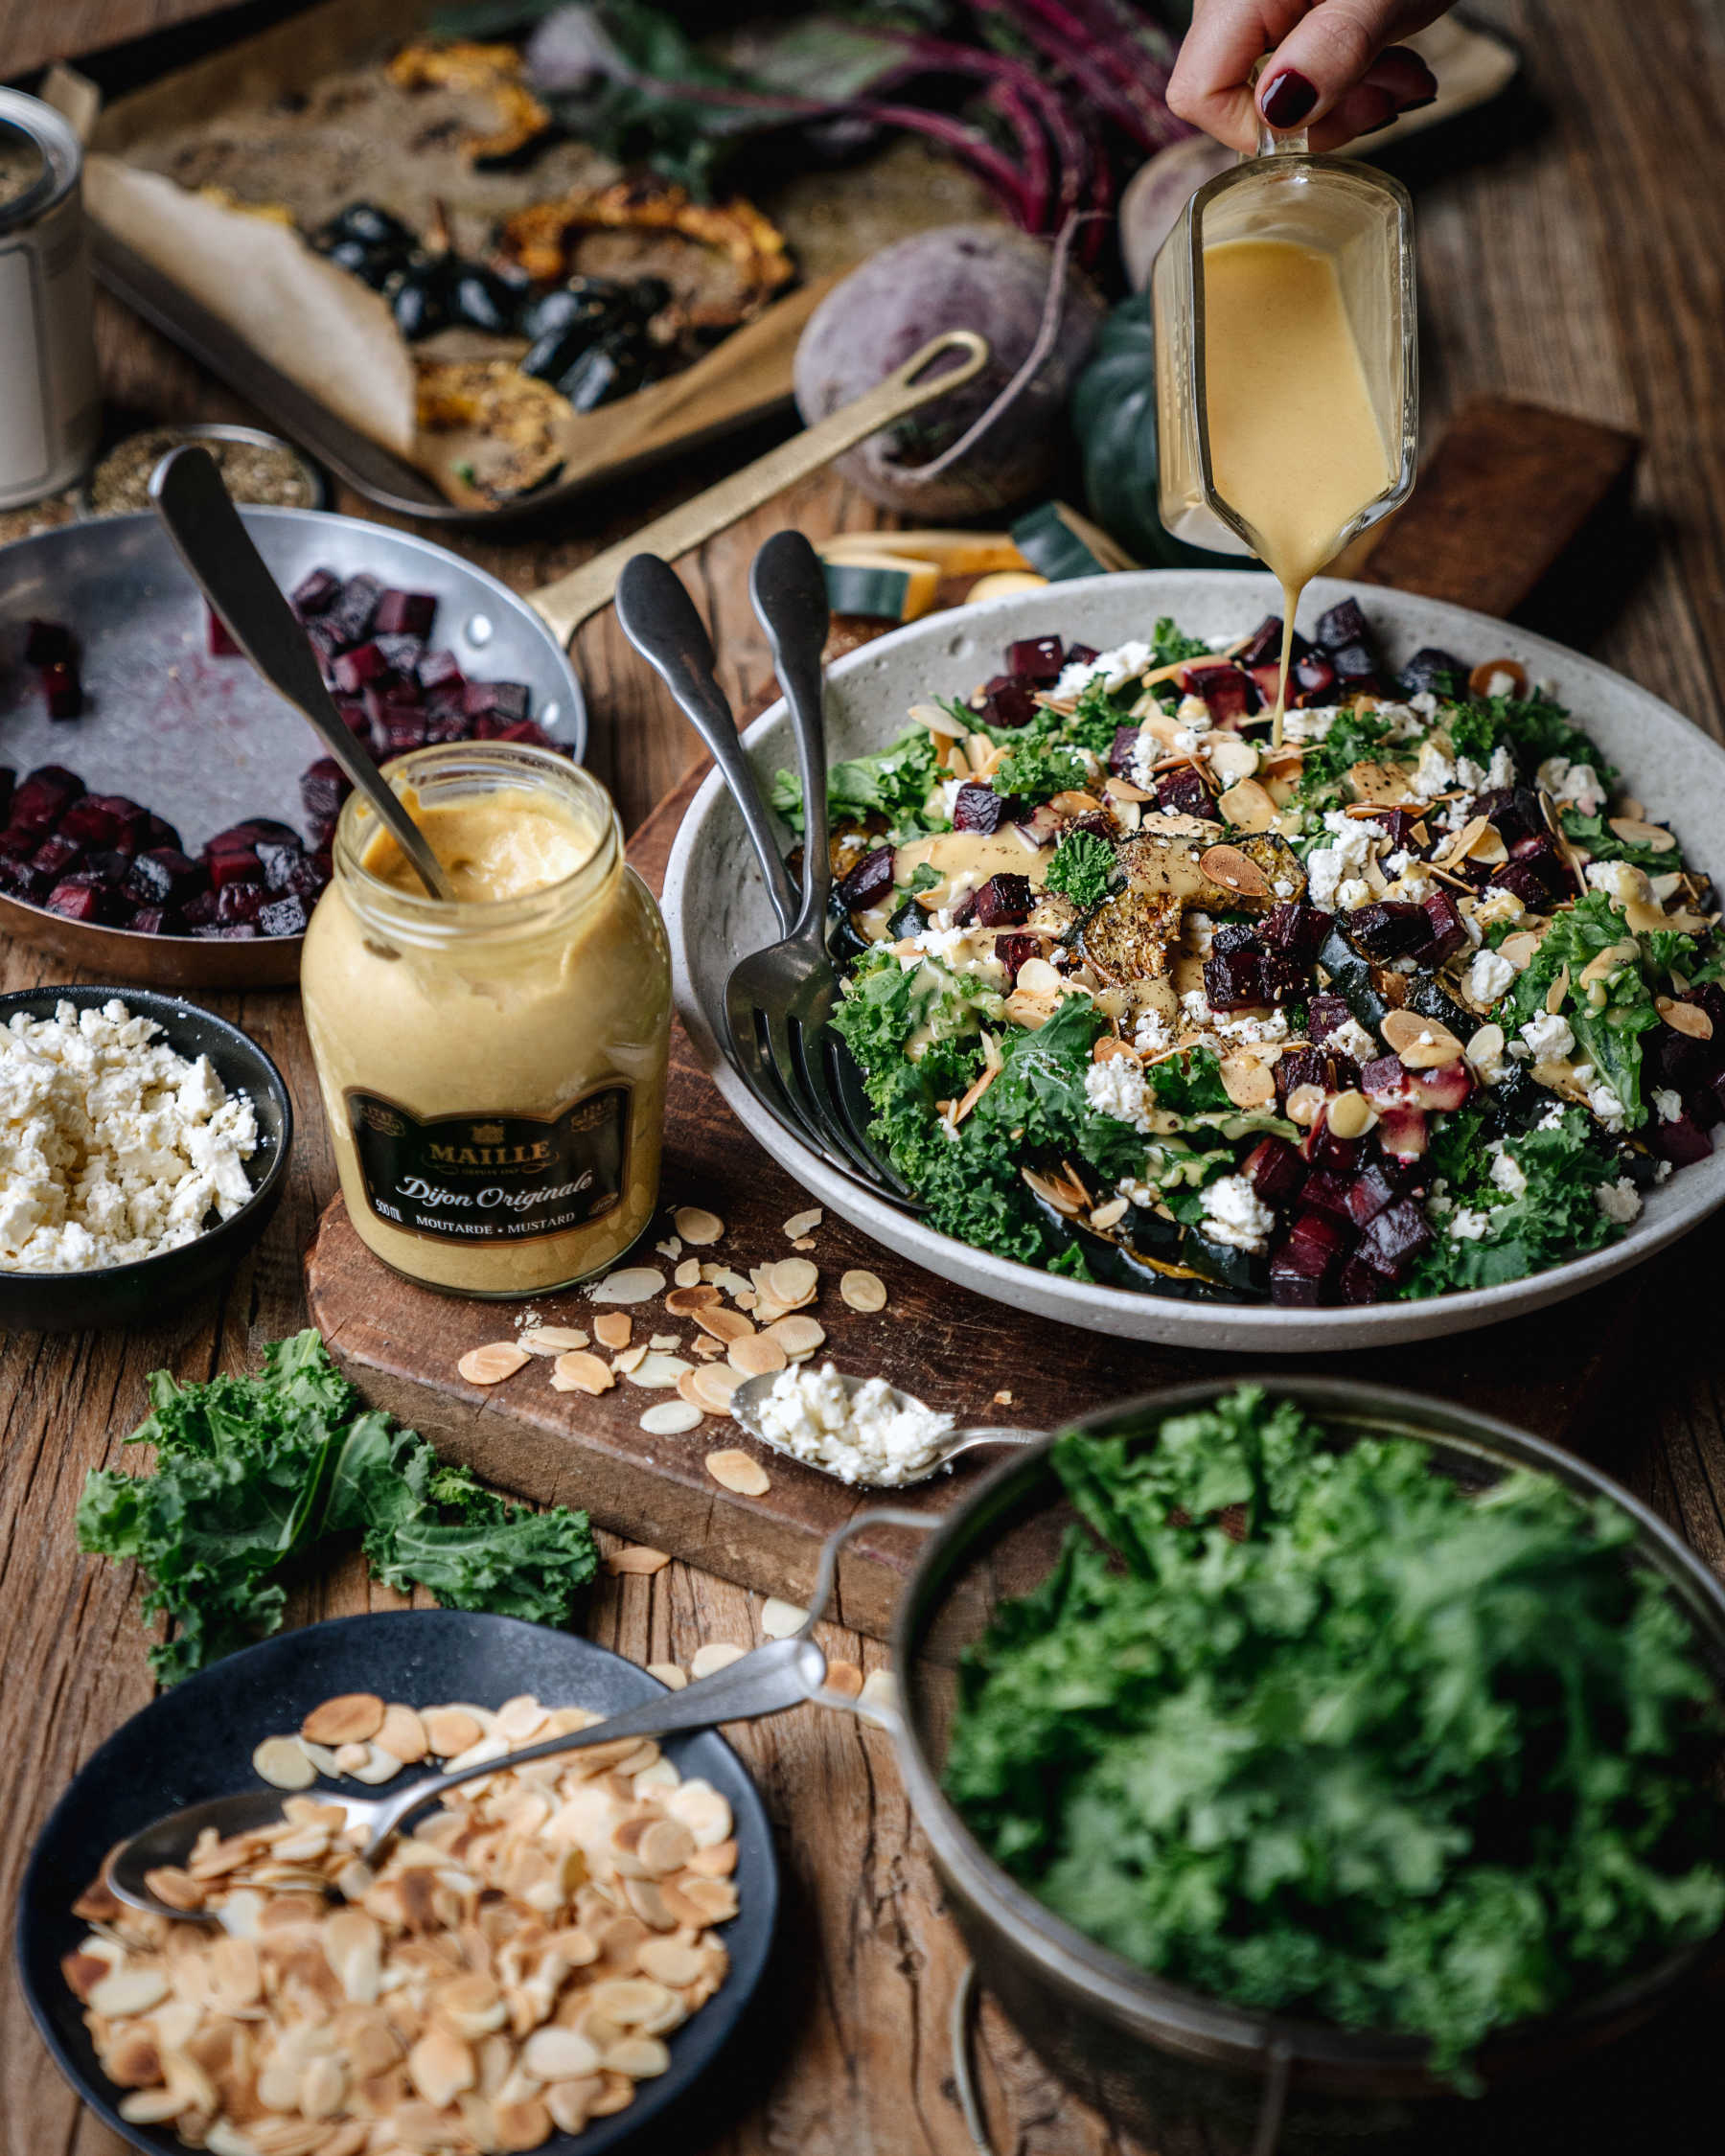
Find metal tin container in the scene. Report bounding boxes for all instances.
[0,90,100,509]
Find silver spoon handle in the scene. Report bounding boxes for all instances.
[149,446,453,902]
[615,553,799,937]
[363,1633,825,1849]
[748,530,832,938]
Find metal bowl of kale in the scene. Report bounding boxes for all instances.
[886,1378,1725,2152]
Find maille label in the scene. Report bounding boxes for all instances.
[344,1088,630,1244]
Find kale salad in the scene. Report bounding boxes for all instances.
[778,600,1725,1306]
[943,1386,1725,2075]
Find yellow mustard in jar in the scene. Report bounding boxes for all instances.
[301,742,671,1296]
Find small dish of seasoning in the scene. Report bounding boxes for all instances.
[80,423,325,518]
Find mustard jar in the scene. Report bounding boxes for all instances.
[301,742,671,1296]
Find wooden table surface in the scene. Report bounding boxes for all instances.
[6,4,1725,2152]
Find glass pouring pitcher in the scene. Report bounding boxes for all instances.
[1151,111,1418,562]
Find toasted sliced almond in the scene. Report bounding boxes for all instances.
[1545,961,1571,1017]
[694,1304,755,1344]
[1014,955,1065,996]
[860,1668,900,1713]
[377,1704,429,1765]
[591,1267,666,1304]
[760,1597,807,1640]
[822,1661,864,1699]
[1217,777,1276,833]
[458,1342,530,1387]
[303,1693,385,1748]
[1219,1051,1276,1110]
[689,1641,748,1680]
[1609,814,1677,852]
[690,1365,742,1415]
[594,1311,633,1352]
[612,1342,650,1374]
[705,1448,770,1497]
[646,1661,687,1690]
[674,1257,702,1289]
[144,1866,204,1912]
[1465,1022,1506,1068]
[665,1284,721,1316]
[672,1206,724,1246]
[783,1207,823,1240]
[608,1546,671,1576]
[625,1351,693,1389]
[840,1269,887,1313]
[1501,929,1543,969]
[640,1400,703,1435]
[1208,733,1259,784]
[424,1708,485,1757]
[1381,1008,1463,1067]
[728,1332,788,1380]
[253,1735,316,1790]
[552,1350,616,1395]
[766,1315,826,1361]
[90,1965,170,2018]
[1659,996,1714,1040]
[519,1324,589,1355]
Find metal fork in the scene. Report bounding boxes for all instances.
[613,553,910,1205]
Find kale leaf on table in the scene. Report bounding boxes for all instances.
[944,1386,1725,2079]
[76,1331,597,1683]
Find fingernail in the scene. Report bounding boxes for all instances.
[1259,69,1318,129]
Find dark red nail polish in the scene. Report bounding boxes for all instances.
[1259,69,1318,128]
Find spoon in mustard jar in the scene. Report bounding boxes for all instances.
[150,445,455,900]
[728,1366,1040,1489]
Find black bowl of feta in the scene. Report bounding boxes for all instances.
[0,985,292,1331]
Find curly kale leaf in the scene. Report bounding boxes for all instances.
[771,725,943,841]
[1560,809,1685,873]
[1045,828,1116,910]
[1293,707,1399,808]
[1405,1101,1622,1296]
[1506,891,1663,1126]
[77,1331,596,1681]
[990,740,1089,805]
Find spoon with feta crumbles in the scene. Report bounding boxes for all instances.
[729,1363,1040,1488]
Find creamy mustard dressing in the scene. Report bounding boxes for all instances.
[1202,238,1392,744]
[302,752,671,1297]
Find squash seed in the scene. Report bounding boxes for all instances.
[458,1342,530,1387]
[1199,843,1272,898]
[689,1641,748,1679]
[704,1449,771,1497]
[607,1546,671,1575]
[673,1207,724,1245]
[1381,1009,1463,1067]
[840,1269,887,1313]
[552,1351,616,1395]
[253,1735,315,1790]
[640,1400,703,1435]
[729,1334,788,1380]
[1658,996,1714,1040]
[1326,1089,1377,1138]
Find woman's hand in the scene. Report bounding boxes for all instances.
[1167,1,1449,153]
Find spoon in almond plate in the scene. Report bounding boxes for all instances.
[106,1630,830,1920]
[727,1368,1042,1489]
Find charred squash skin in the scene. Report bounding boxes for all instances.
[385,41,551,165]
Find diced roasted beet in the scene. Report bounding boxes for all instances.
[290,566,340,617]
[0,859,45,901]
[1650,1113,1714,1167]
[333,641,391,694]
[1299,1168,1354,1220]
[373,632,426,679]
[1177,662,1255,723]
[193,922,260,940]
[181,886,220,928]
[304,614,347,669]
[375,588,437,638]
[24,619,73,665]
[1066,643,1098,667]
[86,794,149,850]
[41,660,82,719]
[417,647,466,694]
[301,758,353,829]
[1493,836,1571,907]
[1013,802,1062,848]
[31,833,83,879]
[1243,1135,1306,1207]
[1343,1159,1400,1228]
[1356,1195,1432,1279]
[1415,887,1468,963]
[327,572,383,647]
[1291,652,1338,702]
[1360,1053,1411,1107]
[1007,636,1065,685]
[1249,664,1288,709]
[1684,982,1725,1042]
[207,606,241,657]
[1328,643,1380,695]
[258,894,311,937]
[45,878,120,924]
[0,829,34,864]
[977,674,1035,730]
[836,845,896,911]
[333,696,370,743]
[269,852,329,902]
[126,848,200,906]
[1306,994,1356,1046]
[1336,1253,1386,1304]
[947,891,977,929]
[1305,1122,1361,1177]
[11,765,82,835]
[1269,1255,1326,1306]
[216,880,265,926]
[255,837,304,890]
[493,719,556,750]
[1348,901,1427,958]
[1204,948,1267,1010]
[1156,766,1214,821]
[1490,858,1559,911]
[1236,614,1309,671]
[127,906,178,935]
[141,812,181,853]
[207,847,263,891]
[425,709,469,745]
[1286,1209,1350,1270]
[1376,808,1422,852]
[1375,1104,1428,1159]
[972,873,1033,929]
[1275,1045,1330,1104]
[1406,1061,1474,1112]
[464,679,530,724]
[1316,597,1371,654]
[953,782,1005,835]
[377,718,429,759]
[212,817,303,851]
[1109,724,1143,778]
[1260,898,1331,962]
[995,932,1038,984]
[1398,647,1467,698]
[80,849,131,887]
[57,798,116,849]
[1211,921,1257,955]
[1476,786,1542,846]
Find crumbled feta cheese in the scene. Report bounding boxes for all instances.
[1281,704,1341,742]
[1053,638,1153,699]
[1467,948,1518,1004]
[1409,691,1439,717]
[1595,1178,1643,1225]
[937,776,965,818]
[1519,1012,1576,1063]
[1084,1055,1154,1133]
[1133,1008,1174,1054]
[1212,1007,1290,1046]
[1536,1104,1567,1132]
[1486,745,1516,789]
[1577,1069,1627,1132]
[1537,756,1607,816]
[0,998,258,1273]
[1200,1173,1275,1254]
[1586,859,1650,907]
[755,1362,954,1486]
[1376,700,1424,742]
[1654,1088,1684,1123]
[1488,1144,1528,1199]
[1473,886,1526,928]
[1306,811,1384,907]
[1327,1016,1379,1065]
[1409,740,1457,800]
[1448,1206,1492,1241]
[1484,668,1520,700]
[1337,877,1372,910]
[1456,754,1488,793]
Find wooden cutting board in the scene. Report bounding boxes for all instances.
[308,398,1644,1639]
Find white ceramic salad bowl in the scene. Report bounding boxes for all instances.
[662,569,1725,1348]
